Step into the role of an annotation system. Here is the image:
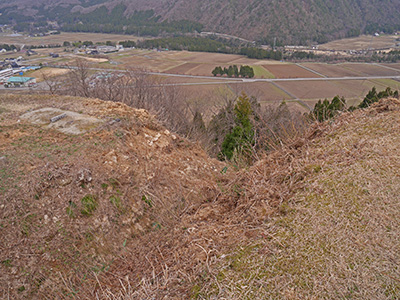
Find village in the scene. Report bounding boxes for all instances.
[0,56,40,88]
[0,42,128,88]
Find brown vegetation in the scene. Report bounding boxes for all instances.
[263,64,321,79]
[1,90,400,299]
[0,93,227,299]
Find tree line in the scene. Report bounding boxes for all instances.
[0,44,18,51]
[138,37,283,61]
[311,86,399,122]
[212,65,255,78]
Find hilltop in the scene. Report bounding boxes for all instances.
[1,0,400,44]
[0,93,229,298]
[1,93,400,298]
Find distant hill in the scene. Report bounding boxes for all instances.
[1,0,400,44]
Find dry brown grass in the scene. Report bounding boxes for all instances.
[263,65,321,79]
[192,98,400,299]
[0,93,227,299]
[0,32,140,46]
[319,34,398,51]
[1,93,400,299]
[28,67,71,83]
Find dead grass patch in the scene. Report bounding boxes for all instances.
[193,98,400,299]
[263,64,321,78]
[1,92,400,299]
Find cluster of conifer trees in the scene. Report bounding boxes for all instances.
[212,65,255,78]
[311,87,399,121]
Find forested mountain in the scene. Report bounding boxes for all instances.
[1,0,400,44]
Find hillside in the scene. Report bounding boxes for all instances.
[0,94,230,298]
[1,0,400,44]
[1,94,400,298]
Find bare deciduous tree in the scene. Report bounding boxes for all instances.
[64,59,91,97]
[41,70,62,95]
[91,72,125,102]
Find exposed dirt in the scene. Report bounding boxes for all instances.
[1,93,400,299]
[0,32,139,46]
[301,63,363,78]
[0,93,230,299]
[263,64,321,79]
[21,107,102,135]
[28,68,71,83]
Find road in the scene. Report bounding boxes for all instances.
[45,64,400,83]
[9,64,399,111]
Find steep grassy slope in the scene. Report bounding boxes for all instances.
[1,0,400,44]
[1,93,399,299]
[194,98,400,299]
[0,94,228,299]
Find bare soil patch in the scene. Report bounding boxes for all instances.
[278,80,350,99]
[0,32,140,46]
[263,64,321,78]
[319,34,398,50]
[381,63,400,71]
[343,63,400,76]
[166,62,201,74]
[21,107,103,135]
[301,63,363,77]
[27,67,71,82]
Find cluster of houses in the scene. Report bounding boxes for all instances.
[0,57,40,87]
[0,56,23,69]
[74,45,124,55]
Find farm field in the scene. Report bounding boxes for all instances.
[108,49,283,77]
[300,63,363,77]
[172,51,255,64]
[176,81,304,120]
[0,32,140,46]
[24,67,71,82]
[252,65,275,78]
[5,46,398,112]
[167,63,202,74]
[368,78,400,90]
[319,34,398,50]
[342,63,400,76]
[263,64,321,78]
[380,63,400,71]
[229,82,293,102]
[276,80,375,101]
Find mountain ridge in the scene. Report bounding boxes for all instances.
[1,0,400,44]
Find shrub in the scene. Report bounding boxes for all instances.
[80,194,98,216]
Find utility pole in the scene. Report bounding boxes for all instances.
[273,37,276,51]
